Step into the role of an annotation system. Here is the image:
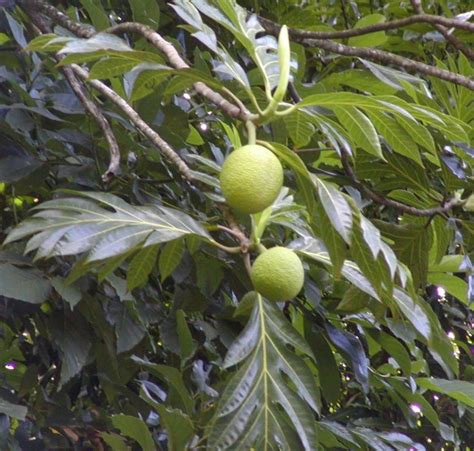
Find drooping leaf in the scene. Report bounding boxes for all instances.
[325,324,369,393]
[296,237,380,301]
[283,109,316,148]
[417,378,474,408]
[176,309,197,363]
[4,192,210,266]
[207,294,319,450]
[80,0,110,30]
[106,300,146,353]
[368,112,422,166]
[0,263,51,304]
[131,356,194,415]
[129,0,160,27]
[0,398,27,421]
[313,176,353,244]
[333,106,383,159]
[375,221,430,288]
[49,312,93,385]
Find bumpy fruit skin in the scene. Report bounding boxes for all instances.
[219,144,283,214]
[250,247,304,301]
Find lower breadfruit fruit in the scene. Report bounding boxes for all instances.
[250,247,304,301]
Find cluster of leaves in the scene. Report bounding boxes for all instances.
[0,0,473,449]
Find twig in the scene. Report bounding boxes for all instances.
[288,82,302,103]
[102,23,250,121]
[340,0,350,30]
[243,252,252,278]
[339,149,461,217]
[28,1,249,121]
[284,81,464,217]
[25,5,120,180]
[27,0,92,38]
[217,225,246,242]
[410,0,474,60]
[259,18,474,91]
[258,14,474,40]
[218,204,250,252]
[62,66,121,180]
[70,64,194,181]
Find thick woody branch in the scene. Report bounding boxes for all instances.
[28,0,92,38]
[409,0,474,60]
[24,0,252,251]
[260,19,474,91]
[258,14,474,40]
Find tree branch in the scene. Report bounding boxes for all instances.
[25,6,120,180]
[103,22,250,121]
[259,19,474,91]
[258,14,474,40]
[61,66,121,180]
[24,0,253,256]
[287,82,463,217]
[218,204,250,252]
[339,149,461,217]
[28,1,250,122]
[69,64,194,181]
[409,0,474,60]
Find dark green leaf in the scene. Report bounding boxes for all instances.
[176,310,197,363]
[348,14,387,47]
[0,263,51,304]
[127,244,159,290]
[159,238,184,281]
[129,0,160,27]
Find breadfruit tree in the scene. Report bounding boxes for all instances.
[0,0,473,449]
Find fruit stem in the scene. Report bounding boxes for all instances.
[274,104,298,117]
[209,240,242,254]
[245,121,257,145]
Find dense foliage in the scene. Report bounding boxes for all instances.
[1,0,473,449]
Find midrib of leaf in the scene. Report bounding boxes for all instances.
[212,295,304,449]
[36,204,110,219]
[33,215,194,236]
[258,294,270,451]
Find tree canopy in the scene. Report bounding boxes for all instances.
[0,0,473,449]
